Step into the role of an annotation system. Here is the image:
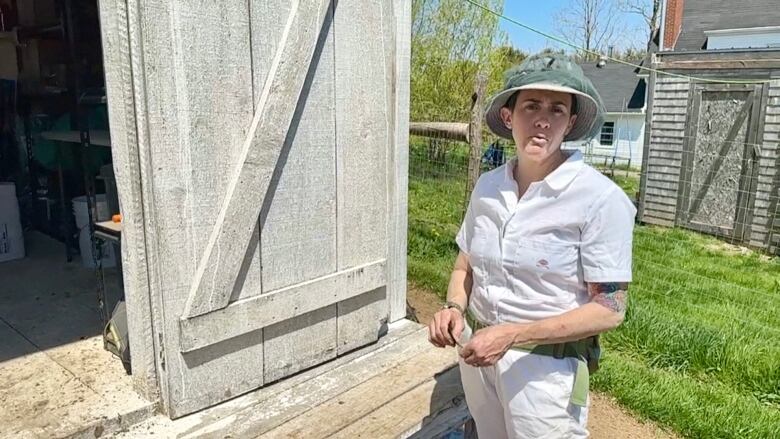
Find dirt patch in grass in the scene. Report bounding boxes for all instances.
[406,282,445,324]
[703,241,775,262]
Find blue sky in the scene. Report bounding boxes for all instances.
[498,1,649,54]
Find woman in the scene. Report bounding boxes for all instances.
[428,53,636,438]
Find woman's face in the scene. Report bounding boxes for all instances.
[499,89,577,165]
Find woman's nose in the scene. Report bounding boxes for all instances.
[534,117,550,129]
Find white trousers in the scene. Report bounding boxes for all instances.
[459,349,589,439]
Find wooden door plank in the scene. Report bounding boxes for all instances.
[179,260,386,352]
[183,0,333,319]
[337,287,388,355]
[334,0,393,354]
[135,0,258,417]
[254,1,340,384]
[334,0,390,269]
[253,6,337,295]
[263,304,338,383]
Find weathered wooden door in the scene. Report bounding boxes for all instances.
[677,83,764,241]
[99,0,410,417]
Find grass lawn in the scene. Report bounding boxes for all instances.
[407,165,780,438]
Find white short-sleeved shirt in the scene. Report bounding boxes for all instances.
[456,150,636,325]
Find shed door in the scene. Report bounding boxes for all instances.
[104,0,401,417]
[678,84,763,241]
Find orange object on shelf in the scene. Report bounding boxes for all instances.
[112,214,122,223]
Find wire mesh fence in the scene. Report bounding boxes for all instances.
[409,132,647,216]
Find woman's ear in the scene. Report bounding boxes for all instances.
[499,107,513,129]
[564,114,578,135]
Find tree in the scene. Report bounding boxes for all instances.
[614,46,647,61]
[487,45,527,94]
[619,0,661,48]
[554,0,623,61]
[492,45,527,67]
[411,0,509,123]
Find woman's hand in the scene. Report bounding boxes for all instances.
[459,324,516,367]
[428,308,464,348]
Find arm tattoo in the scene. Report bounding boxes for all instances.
[588,282,629,314]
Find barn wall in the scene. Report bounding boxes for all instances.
[642,69,779,253]
[750,80,780,253]
[640,75,690,226]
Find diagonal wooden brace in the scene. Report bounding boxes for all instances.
[182,0,333,319]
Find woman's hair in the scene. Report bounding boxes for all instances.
[503,91,579,116]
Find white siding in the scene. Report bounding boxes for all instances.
[565,113,646,168]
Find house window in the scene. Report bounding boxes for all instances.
[601,121,615,145]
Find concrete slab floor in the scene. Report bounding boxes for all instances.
[0,232,155,438]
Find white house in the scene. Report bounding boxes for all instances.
[565,61,648,169]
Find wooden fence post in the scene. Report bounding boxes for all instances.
[466,73,487,207]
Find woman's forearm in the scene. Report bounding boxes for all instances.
[505,282,628,345]
[505,302,623,345]
[446,251,472,311]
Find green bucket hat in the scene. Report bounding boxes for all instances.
[485,53,606,142]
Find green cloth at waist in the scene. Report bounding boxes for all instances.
[464,311,597,407]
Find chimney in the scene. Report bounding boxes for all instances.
[662,0,685,50]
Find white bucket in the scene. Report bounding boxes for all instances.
[72,195,115,268]
[0,182,25,263]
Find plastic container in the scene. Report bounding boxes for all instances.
[0,182,25,263]
[72,194,115,268]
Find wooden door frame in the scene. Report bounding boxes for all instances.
[388,0,411,323]
[97,0,164,403]
[676,82,764,242]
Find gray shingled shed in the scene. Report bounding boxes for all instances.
[640,0,780,254]
[98,0,412,417]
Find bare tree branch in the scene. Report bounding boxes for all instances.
[555,0,625,60]
[618,0,660,46]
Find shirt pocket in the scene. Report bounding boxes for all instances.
[504,237,579,282]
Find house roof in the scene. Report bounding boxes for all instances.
[579,61,646,113]
[674,0,780,51]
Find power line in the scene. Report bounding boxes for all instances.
[460,0,775,85]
